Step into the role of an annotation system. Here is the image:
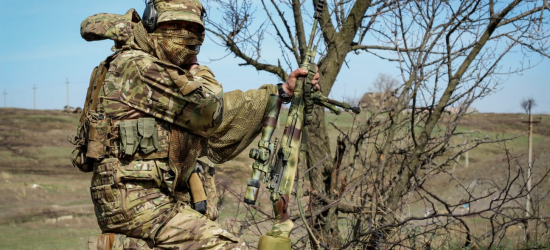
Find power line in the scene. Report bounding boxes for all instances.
[0,80,88,95]
[504,105,521,112]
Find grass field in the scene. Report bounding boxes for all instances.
[0,108,548,249]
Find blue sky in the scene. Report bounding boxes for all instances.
[0,0,548,114]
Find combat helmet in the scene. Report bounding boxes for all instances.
[143,0,205,32]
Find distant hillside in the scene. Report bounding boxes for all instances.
[0,108,548,249]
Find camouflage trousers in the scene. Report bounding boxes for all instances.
[91,204,248,250]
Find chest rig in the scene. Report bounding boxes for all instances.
[68,51,172,174]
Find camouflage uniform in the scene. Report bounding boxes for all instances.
[78,3,277,249]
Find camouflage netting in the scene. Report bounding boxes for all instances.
[207,84,278,164]
[134,22,156,55]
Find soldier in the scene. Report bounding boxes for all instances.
[71,0,320,249]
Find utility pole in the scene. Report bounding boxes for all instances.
[33,85,37,110]
[66,79,70,111]
[465,139,469,168]
[521,99,541,242]
[453,136,469,171]
[3,90,6,108]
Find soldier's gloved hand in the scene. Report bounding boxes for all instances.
[281,68,320,96]
[267,219,294,238]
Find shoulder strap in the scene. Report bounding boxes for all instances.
[79,54,117,123]
[90,61,110,112]
[79,66,99,123]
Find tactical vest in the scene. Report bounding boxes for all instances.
[69,8,223,170]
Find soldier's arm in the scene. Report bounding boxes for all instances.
[206,83,278,164]
[190,66,319,164]
[189,61,278,164]
[188,65,273,160]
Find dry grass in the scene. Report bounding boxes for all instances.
[0,108,548,249]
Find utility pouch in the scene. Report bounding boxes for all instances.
[137,117,159,154]
[68,123,94,172]
[86,113,111,160]
[71,146,93,172]
[119,120,139,156]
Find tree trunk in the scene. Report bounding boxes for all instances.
[307,105,341,248]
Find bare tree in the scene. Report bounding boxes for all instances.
[370,73,400,93]
[204,0,550,249]
[359,73,402,112]
[355,1,550,248]
[522,98,537,114]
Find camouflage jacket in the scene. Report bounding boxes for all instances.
[82,9,222,137]
[81,9,278,161]
[81,8,278,240]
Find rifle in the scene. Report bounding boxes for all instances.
[244,0,360,247]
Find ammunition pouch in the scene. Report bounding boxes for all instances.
[260,220,294,249]
[112,118,170,159]
[119,118,159,156]
[69,111,113,167]
[69,115,171,172]
[119,120,139,156]
[138,118,159,154]
[69,121,94,172]
[68,114,108,172]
